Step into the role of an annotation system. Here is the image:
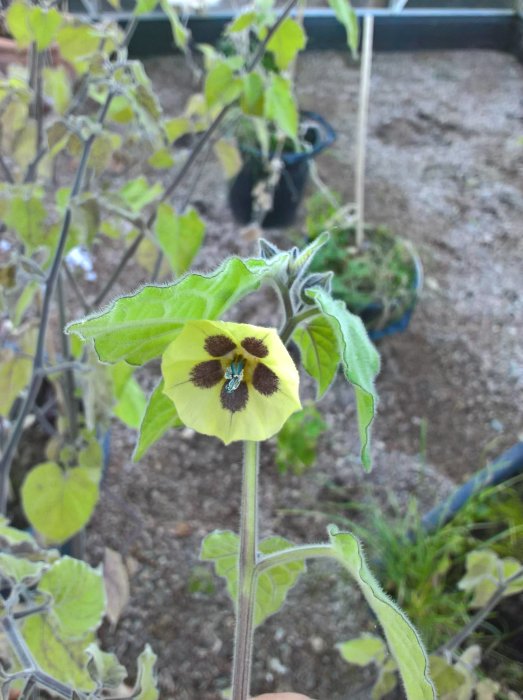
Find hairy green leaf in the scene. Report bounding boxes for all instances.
[134,645,159,700]
[154,203,206,276]
[22,462,99,544]
[0,552,47,585]
[112,362,147,430]
[39,557,106,638]
[23,615,95,690]
[66,254,288,365]
[306,287,379,470]
[159,0,189,49]
[329,527,435,700]
[201,531,305,627]
[293,316,339,398]
[0,350,32,417]
[227,10,257,33]
[28,6,62,50]
[266,18,306,70]
[134,379,182,461]
[240,72,265,116]
[86,644,127,689]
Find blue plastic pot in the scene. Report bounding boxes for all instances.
[228,111,336,229]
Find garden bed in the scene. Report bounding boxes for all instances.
[85,48,523,698]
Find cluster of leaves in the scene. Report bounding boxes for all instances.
[0,518,158,699]
[0,0,206,544]
[332,480,523,697]
[304,190,418,330]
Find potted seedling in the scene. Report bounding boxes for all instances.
[199,0,358,228]
[307,14,422,340]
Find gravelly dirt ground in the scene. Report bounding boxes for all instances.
[84,49,523,699]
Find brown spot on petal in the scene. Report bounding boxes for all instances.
[204,335,236,357]
[241,336,269,358]
[220,381,248,413]
[252,363,279,396]
[190,360,223,388]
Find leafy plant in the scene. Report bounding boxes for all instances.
[0,517,159,698]
[67,233,436,700]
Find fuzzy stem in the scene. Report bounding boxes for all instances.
[231,441,259,700]
[355,14,374,249]
[256,544,333,575]
[280,308,319,345]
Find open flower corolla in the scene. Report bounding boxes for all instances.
[162,320,301,444]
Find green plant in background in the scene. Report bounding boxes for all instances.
[325,480,523,698]
[66,234,436,700]
[276,403,327,475]
[0,517,159,697]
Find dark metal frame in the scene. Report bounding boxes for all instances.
[68,4,522,59]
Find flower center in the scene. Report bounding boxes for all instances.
[224,356,246,393]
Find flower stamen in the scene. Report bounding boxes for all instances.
[224,356,246,393]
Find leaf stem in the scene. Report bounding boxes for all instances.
[280,308,319,345]
[231,441,259,700]
[0,92,114,514]
[256,543,333,576]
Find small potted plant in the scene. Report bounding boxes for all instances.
[305,14,422,340]
[202,0,358,228]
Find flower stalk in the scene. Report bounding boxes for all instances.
[231,440,260,700]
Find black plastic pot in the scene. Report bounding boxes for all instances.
[228,111,336,229]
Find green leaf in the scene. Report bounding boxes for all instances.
[28,6,62,51]
[112,362,147,430]
[205,62,242,108]
[0,350,32,417]
[276,405,326,475]
[0,518,38,548]
[201,531,305,627]
[214,139,242,178]
[148,148,175,169]
[4,189,47,251]
[266,18,306,70]
[133,645,159,700]
[66,254,288,365]
[134,0,158,14]
[22,462,99,544]
[306,287,379,470]
[240,72,265,116]
[43,66,72,114]
[39,557,106,638]
[86,644,127,689]
[119,177,164,213]
[428,656,470,698]
[329,0,359,58]
[372,664,398,700]
[0,552,46,585]
[338,634,387,667]
[328,527,435,700]
[154,203,206,277]
[293,316,339,398]
[227,10,257,33]
[159,0,189,50]
[164,116,192,143]
[134,379,182,461]
[56,25,100,75]
[6,1,32,48]
[22,615,95,690]
[265,74,298,139]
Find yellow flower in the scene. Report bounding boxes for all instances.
[162,320,301,444]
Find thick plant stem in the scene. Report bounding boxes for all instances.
[231,441,260,700]
[355,14,374,249]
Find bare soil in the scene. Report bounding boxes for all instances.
[85,49,523,699]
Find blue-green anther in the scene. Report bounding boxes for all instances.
[225,358,245,393]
